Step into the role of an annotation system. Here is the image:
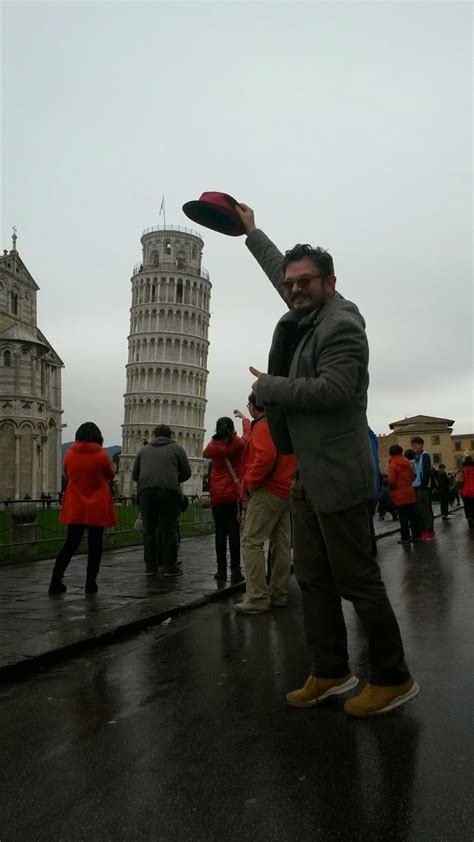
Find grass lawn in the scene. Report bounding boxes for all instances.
[0,503,212,561]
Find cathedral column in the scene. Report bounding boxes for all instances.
[41,434,49,493]
[14,432,21,499]
[31,435,38,499]
[15,352,21,392]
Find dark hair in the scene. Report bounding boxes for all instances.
[75,422,103,445]
[404,448,416,460]
[283,244,334,276]
[213,417,235,441]
[248,393,265,412]
[411,436,424,446]
[439,464,446,470]
[153,424,172,439]
[464,455,473,466]
[389,445,403,456]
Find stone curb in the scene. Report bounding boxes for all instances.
[1,508,461,683]
[0,578,247,683]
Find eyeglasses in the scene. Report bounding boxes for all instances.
[281,273,323,293]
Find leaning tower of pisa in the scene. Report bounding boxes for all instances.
[119,224,211,497]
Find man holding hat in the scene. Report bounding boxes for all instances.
[232,203,419,717]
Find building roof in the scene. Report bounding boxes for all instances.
[389,414,454,431]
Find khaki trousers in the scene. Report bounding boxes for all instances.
[242,487,291,604]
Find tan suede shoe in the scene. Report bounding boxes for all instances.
[286,674,359,708]
[344,678,420,717]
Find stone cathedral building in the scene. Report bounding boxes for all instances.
[120,224,211,497]
[0,232,63,500]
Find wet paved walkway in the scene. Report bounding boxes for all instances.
[0,505,460,679]
[0,511,472,841]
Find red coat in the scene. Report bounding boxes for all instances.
[240,417,296,501]
[460,465,474,498]
[60,442,117,527]
[388,455,416,506]
[203,420,251,506]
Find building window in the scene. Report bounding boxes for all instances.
[165,240,172,255]
[176,280,183,304]
[471,440,474,450]
[3,350,12,367]
[433,453,441,464]
[454,441,462,451]
[431,435,440,445]
[11,292,18,315]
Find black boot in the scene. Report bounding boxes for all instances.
[85,580,98,594]
[214,568,227,581]
[48,575,66,595]
[230,568,244,584]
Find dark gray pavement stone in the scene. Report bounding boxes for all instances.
[0,503,461,680]
[0,510,472,841]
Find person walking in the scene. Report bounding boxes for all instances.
[411,436,435,541]
[234,393,295,613]
[436,464,451,520]
[458,455,474,527]
[48,422,116,595]
[387,445,421,544]
[132,425,191,577]
[232,201,418,717]
[203,414,251,582]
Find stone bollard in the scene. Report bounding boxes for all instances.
[11,502,38,559]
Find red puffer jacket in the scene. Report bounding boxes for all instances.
[388,454,416,506]
[203,419,251,506]
[460,465,474,498]
[60,442,117,527]
[240,417,296,501]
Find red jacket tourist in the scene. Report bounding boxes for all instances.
[388,454,416,507]
[240,417,295,501]
[460,463,474,498]
[60,442,117,527]
[203,419,251,506]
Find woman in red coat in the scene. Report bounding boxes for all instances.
[459,456,474,526]
[388,445,422,544]
[203,413,251,582]
[48,422,116,595]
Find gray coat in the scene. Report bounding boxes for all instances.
[132,437,191,497]
[247,229,375,515]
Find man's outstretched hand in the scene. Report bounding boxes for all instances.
[235,203,257,236]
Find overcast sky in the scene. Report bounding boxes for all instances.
[2,1,472,445]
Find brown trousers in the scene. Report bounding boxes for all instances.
[291,480,410,686]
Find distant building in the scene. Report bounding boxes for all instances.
[451,433,474,468]
[119,224,211,497]
[377,415,473,473]
[0,230,64,499]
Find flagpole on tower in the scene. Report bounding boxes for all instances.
[159,194,166,230]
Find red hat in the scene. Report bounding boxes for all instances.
[182,192,246,236]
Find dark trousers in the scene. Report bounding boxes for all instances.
[396,503,421,541]
[212,503,241,570]
[52,524,104,584]
[140,488,181,571]
[415,488,434,532]
[462,496,474,520]
[439,492,450,517]
[291,482,410,686]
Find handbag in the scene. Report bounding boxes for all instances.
[134,513,144,533]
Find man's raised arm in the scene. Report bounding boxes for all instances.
[234,203,288,306]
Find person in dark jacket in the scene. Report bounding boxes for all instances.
[232,201,417,718]
[132,425,191,577]
[203,414,251,582]
[436,464,451,519]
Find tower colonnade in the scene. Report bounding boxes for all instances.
[120,225,211,497]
